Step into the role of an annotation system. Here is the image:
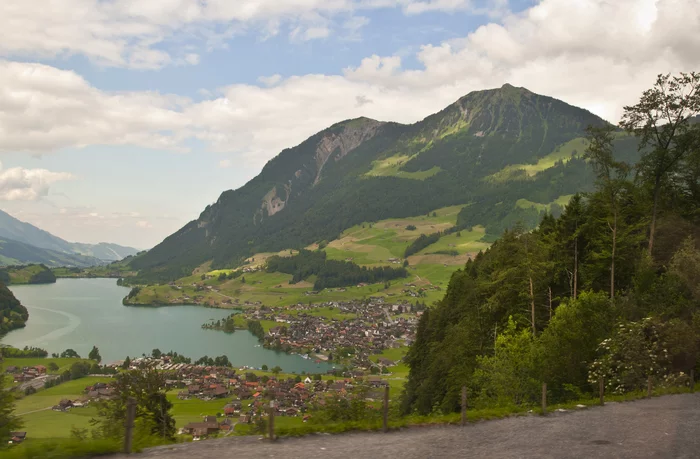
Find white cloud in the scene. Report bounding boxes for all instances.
[219,159,233,168]
[1,0,699,168]
[290,25,332,41]
[0,162,73,201]
[258,74,283,86]
[0,60,190,154]
[136,220,154,229]
[0,1,513,68]
[184,53,200,65]
[342,15,370,40]
[402,0,510,17]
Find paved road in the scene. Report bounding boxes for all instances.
[112,393,700,459]
[16,374,59,392]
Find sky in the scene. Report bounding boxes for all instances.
[0,0,698,249]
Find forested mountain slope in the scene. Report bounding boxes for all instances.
[130,84,639,282]
[403,73,700,414]
[0,282,28,336]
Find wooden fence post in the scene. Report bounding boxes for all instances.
[647,376,652,398]
[599,378,605,406]
[268,401,275,441]
[461,386,467,426]
[383,385,389,433]
[123,397,136,454]
[541,383,547,415]
[690,369,695,393]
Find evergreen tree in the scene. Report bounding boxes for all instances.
[88,345,102,363]
[0,374,22,441]
[620,72,700,255]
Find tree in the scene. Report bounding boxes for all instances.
[88,345,102,363]
[93,369,175,441]
[261,364,268,371]
[122,356,131,369]
[669,237,700,301]
[536,292,614,395]
[473,317,539,407]
[0,375,22,441]
[271,366,282,375]
[48,362,59,372]
[556,194,587,300]
[70,362,91,380]
[152,349,162,359]
[588,318,670,394]
[620,72,700,255]
[60,348,80,359]
[241,276,246,284]
[584,124,631,300]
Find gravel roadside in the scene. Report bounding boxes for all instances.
[110,393,700,459]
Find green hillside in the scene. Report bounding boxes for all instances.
[127,84,640,284]
[125,204,483,307]
[0,264,56,285]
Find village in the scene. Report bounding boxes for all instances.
[119,358,391,440]
[167,362,391,440]
[203,299,420,368]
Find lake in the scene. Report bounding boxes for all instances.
[2,278,332,373]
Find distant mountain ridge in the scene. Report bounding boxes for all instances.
[0,209,139,267]
[128,84,640,283]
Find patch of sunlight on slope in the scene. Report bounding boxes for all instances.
[487,137,587,183]
[365,153,442,181]
[326,204,468,265]
[516,195,574,212]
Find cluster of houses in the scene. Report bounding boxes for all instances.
[178,373,390,440]
[4,364,46,382]
[237,300,417,366]
[44,382,116,414]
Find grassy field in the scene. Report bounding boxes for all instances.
[1,358,94,376]
[364,153,442,180]
[369,346,409,364]
[14,377,112,414]
[127,204,489,311]
[516,194,574,212]
[13,377,113,439]
[5,265,50,284]
[488,137,586,182]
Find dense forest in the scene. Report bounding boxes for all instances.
[402,73,700,414]
[0,283,28,336]
[266,249,408,290]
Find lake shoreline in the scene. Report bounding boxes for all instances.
[2,279,333,373]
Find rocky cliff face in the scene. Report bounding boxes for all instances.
[313,118,384,184]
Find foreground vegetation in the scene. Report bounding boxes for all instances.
[403,72,700,414]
